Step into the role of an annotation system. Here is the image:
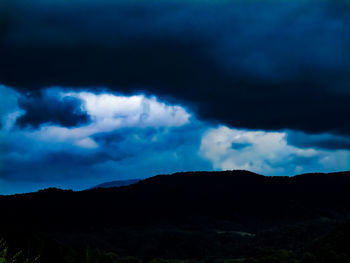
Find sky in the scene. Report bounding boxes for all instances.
[0,0,350,194]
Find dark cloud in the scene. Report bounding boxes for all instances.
[92,124,211,165]
[0,0,349,135]
[286,131,350,150]
[0,151,98,182]
[0,123,212,187]
[16,90,90,128]
[0,1,13,40]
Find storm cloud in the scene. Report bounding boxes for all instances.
[1,0,350,194]
[286,130,350,150]
[0,0,349,136]
[16,89,90,128]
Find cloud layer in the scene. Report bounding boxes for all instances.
[1,0,349,194]
[1,85,349,194]
[0,0,349,136]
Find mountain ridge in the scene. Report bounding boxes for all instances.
[3,170,350,196]
[1,170,350,229]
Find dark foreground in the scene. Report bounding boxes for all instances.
[1,170,350,263]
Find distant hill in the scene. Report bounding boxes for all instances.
[92,179,141,189]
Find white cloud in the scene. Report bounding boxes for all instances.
[200,126,350,175]
[65,91,190,127]
[28,89,191,148]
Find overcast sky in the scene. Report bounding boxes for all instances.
[1,0,349,194]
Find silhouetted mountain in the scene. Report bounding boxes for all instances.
[1,170,350,229]
[92,179,141,189]
[1,170,350,262]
